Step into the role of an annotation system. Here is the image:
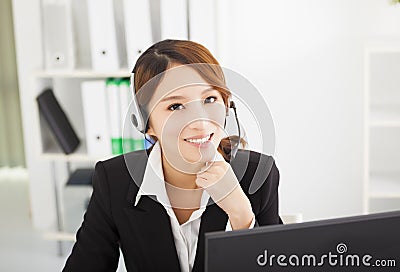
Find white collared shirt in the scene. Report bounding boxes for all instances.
[134,141,255,272]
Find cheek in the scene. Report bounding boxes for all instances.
[156,113,184,141]
[214,128,225,141]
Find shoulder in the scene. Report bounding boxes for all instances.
[231,148,280,202]
[98,149,149,179]
[231,148,278,185]
[92,150,148,197]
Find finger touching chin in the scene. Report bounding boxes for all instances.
[195,176,208,188]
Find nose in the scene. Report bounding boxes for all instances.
[187,119,210,130]
[185,101,211,129]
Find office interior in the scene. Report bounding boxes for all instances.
[1,0,400,271]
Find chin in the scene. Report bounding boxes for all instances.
[185,149,217,164]
[180,151,204,164]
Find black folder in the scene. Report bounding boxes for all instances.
[66,168,95,186]
[36,88,80,154]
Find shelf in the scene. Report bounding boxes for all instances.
[369,172,400,198]
[365,40,400,53]
[33,69,131,79]
[370,105,400,127]
[43,231,76,242]
[39,140,116,162]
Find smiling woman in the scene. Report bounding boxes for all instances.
[63,39,282,272]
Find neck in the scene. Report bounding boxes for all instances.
[161,153,205,209]
[161,153,200,189]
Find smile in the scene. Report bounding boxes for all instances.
[184,133,214,145]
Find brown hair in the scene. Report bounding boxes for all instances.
[132,39,246,161]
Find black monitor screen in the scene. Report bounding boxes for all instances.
[205,210,400,272]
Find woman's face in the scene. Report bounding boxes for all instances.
[144,64,227,174]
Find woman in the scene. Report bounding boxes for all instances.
[63,39,282,272]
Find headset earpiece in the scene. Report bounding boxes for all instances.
[226,99,233,117]
[130,72,146,134]
[131,113,139,129]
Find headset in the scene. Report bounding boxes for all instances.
[129,68,242,159]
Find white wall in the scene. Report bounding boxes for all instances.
[218,0,400,221]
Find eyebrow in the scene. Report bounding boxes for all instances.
[159,87,216,103]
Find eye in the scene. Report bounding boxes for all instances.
[167,103,185,111]
[205,96,218,104]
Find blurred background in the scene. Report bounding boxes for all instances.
[1,0,400,270]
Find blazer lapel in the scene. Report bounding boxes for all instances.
[123,150,181,271]
[123,196,181,271]
[192,199,228,272]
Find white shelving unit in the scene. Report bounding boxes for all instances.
[33,70,131,259]
[28,0,132,259]
[364,41,400,214]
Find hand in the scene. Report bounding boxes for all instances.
[195,158,254,229]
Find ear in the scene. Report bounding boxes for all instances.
[146,124,156,137]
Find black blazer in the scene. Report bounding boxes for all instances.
[62,148,282,272]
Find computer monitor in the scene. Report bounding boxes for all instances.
[205,210,400,272]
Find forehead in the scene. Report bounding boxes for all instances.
[148,65,213,106]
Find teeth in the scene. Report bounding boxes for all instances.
[186,134,210,144]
